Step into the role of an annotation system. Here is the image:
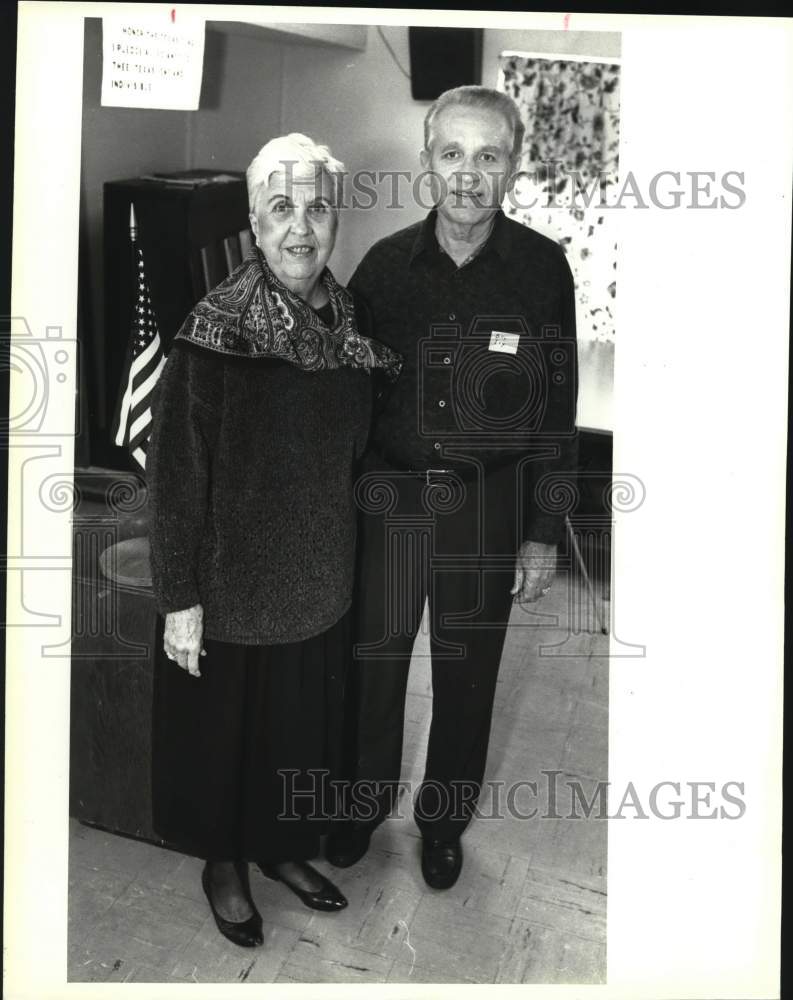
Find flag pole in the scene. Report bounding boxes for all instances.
[112,200,165,472]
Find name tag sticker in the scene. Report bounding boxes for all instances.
[488,330,520,355]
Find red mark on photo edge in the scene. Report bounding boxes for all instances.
[563,13,570,30]
[171,8,176,23]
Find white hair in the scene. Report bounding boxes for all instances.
[246,133,346,212]
[424,86,524,159]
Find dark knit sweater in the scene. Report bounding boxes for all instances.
[147,339,372,644]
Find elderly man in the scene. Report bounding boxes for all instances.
[326,86,578,888]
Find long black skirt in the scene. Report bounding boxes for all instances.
[151,611,350,863]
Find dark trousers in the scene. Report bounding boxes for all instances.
[349,456,519,841]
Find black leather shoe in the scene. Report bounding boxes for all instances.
[201,863,264,948]
[325,822,372,868]
[257,861,348,912]
[421,837,463,890]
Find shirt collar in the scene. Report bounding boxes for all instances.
[409,207,512,266]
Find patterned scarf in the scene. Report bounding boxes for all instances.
[175,247,402,379]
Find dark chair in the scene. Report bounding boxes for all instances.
[194,227,255,297]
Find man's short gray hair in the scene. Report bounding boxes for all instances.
[423,86,525,160]
[246,133,346,212]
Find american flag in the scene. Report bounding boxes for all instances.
[112,204,166,472]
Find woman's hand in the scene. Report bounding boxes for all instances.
[164,605,206,677]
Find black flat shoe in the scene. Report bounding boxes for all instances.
[257,860,348,912]
[325,822,372,868]
[201,863,264,948]
[421,837,463,890]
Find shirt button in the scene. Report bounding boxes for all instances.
[438,400,446,408]
[443,356,451,365]
[448,313,456,321]
[434,442,441,450]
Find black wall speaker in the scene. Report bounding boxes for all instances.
[408,27,483,101]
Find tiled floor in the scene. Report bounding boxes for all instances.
[68,571,608,984]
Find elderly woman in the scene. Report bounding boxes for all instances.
[147,133,400,948]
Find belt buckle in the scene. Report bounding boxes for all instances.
[425,468,452,486]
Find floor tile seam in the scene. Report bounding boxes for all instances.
[504,910,608,946]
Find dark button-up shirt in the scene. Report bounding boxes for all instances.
[348,208,578,544]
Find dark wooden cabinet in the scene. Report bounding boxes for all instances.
[99,172,249,470]
[69,478,162,842]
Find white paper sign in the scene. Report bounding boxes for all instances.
[101,14,205,110]
[488,330,520,355]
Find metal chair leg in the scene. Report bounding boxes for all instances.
[565,515,608,635]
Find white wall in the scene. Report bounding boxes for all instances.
[280,25,429,283]
[482,29,620,82]
[279,26,621,283]
[82,22,623,306]
[189,29,283,171]
[80,21,621,433]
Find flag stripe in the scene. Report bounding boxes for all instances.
[114,376,134,445]
[129,409,153,445]
[131,354,166,409]
[131,331,163,372]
